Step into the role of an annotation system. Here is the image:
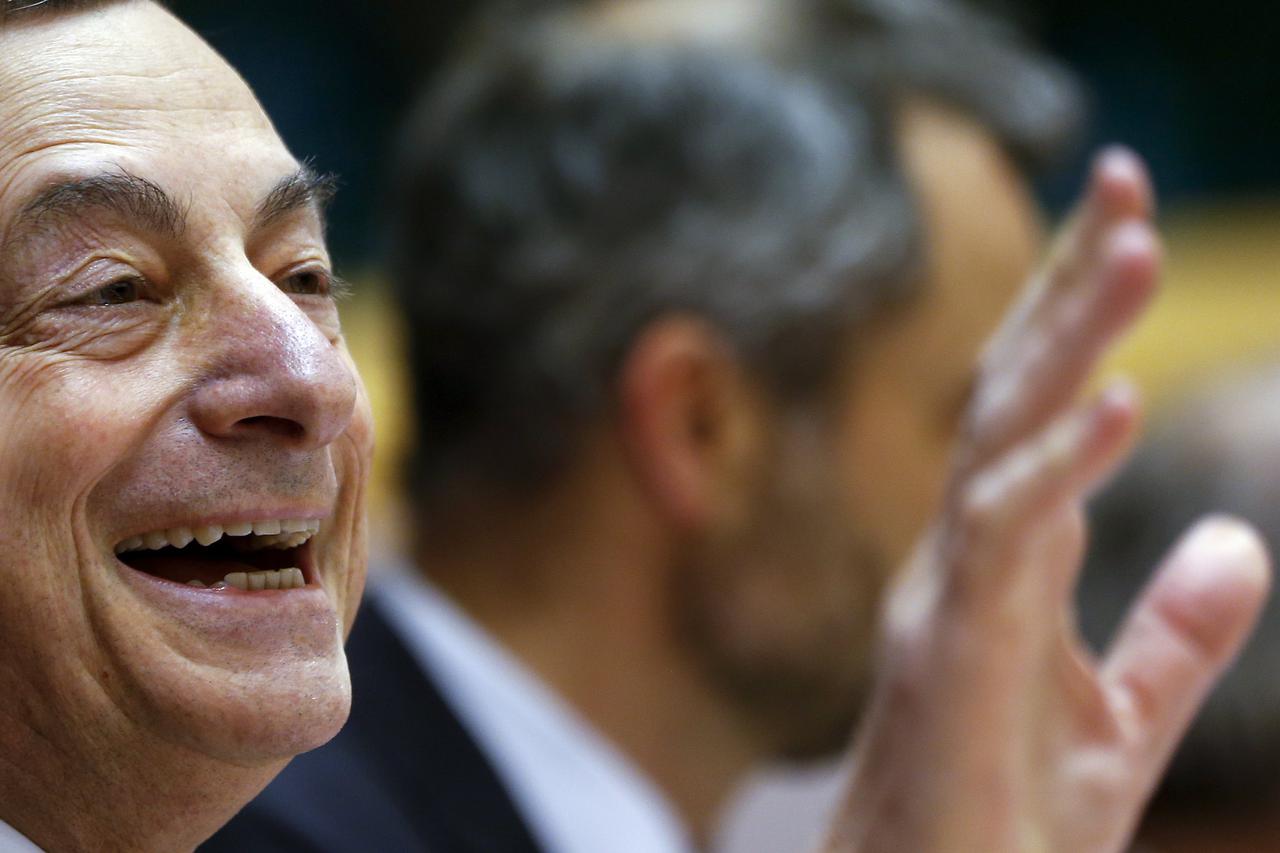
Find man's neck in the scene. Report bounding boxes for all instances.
[0,703,282,851]
[416,482,761,844]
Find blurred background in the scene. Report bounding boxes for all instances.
[167,1,1279,850]
[167,0,1280,557]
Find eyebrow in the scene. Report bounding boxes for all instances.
[3,164,339,259]
[254,164,338,232]
[17,171,188,240]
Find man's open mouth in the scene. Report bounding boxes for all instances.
[114,519,319,591]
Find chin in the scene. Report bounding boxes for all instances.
[88,541,358,764]
[129,640,354,765]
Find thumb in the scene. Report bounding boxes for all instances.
[1101,515,1270,780]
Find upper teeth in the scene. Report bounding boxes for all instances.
[114,519,320,555]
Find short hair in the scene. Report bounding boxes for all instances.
[1080,367,1280,816]
[392,0,1083,508]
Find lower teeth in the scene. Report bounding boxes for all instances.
[187,568,304,591]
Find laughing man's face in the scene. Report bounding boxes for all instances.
[0,3,373,764]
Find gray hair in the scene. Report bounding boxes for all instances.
[391,0,1083,507]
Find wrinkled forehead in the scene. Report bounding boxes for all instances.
[0,1,295,232]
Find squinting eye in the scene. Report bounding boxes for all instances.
[280,269,330,296]
[81,278,144,306]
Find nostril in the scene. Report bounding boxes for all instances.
[236,416,307,441]
[186,311,358,448]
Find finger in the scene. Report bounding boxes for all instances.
[942,380,1141,616]
[1052,146,1154,265]
[957,148,1153,477]
[1101,516,1270,780]
[980,147,1153,366]
[960,219,1158,477]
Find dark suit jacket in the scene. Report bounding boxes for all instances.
[201,597,544,853]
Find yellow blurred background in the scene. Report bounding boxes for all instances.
[1105,204,1280,405]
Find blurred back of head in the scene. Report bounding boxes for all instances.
[390,0,1083,514]
[1081,364,1280,823]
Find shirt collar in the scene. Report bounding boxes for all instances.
[0,820,42,853]
[374,568,695,853]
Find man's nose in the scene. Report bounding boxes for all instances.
[187,273,357,450]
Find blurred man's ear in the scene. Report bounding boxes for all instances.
[615,315,769,531]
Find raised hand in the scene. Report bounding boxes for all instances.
[822,148,1272,853]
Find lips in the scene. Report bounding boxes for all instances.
[114,517,320,590]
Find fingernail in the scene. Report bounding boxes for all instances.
[1089,146,1153,217]
[1106,220,1158,262]
[1176,516,1272,613]
[1094,145,1141,183]
[1188,516,1265,558]
[1099,376,1140,411]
